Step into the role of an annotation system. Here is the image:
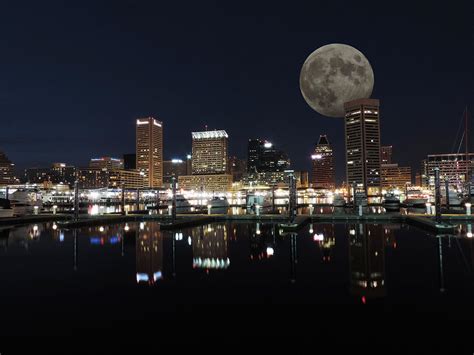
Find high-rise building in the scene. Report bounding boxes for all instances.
[380,163,412,189]
[191,130,228,174]
[311,135,335,189]
[381,146,392,164]
[247,139,262,174]
[228,156,247,182]
[77,167,144,189]
[163,159,188,186]
[136,117,163,188]
[89,157,124,170]
[344,98,381,195]
[24,163,76,187]
[0,151,17,185]
[123,153,136,170]
[247,139,289,174]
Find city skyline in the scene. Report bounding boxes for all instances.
[0,1,471,184]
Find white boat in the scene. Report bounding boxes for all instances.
[404,190,428,207]
[246,193,273,213]
[9,190,43,216]
[208,196,229,213]
[0,198,14,218]
[332,194,346,207]
[383,193,400,211]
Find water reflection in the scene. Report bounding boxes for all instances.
[136,223,163,285]
[191,224,229,270]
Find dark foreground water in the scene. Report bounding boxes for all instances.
[0,221,473,346]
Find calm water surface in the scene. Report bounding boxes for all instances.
[1,220,473,341]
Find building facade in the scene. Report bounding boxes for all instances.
[163,159,188,186]
[0,151,17,185]
[422,153,474,186]
[344,98,381,195]
[380,164,412,189]
[191,130,228,174]
[24,163,76,187]
[89,157,124,170]
[311,135,335,189]
[78,168,145,189]
[136,117,163,188]
[178,174,233,193]
[381,146,392,164]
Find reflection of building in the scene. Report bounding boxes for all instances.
[0,151,18,185]
[136,117,163,188]
[89,157,124,170]
[25,163,76,187]
[192,224,229,270]
[349,224,386,301]
[313,224,335,262]
[311,135,335,189]
[422,153,474,186]
[344,99,381,195]
[136,223,163,285]
[249,223,276,260]
[77,168,145,189]
[380,164,412,189]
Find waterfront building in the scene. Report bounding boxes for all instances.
[163,159,188,186]
[422,153,474,186]
[24,163,76,187]
[0,151,17,185]
[228,156,246,182]
[178,174,232,193]
[191,130,228,174]
[344,98,381,195]
[380,164,412,189]
[77,167,145,189]
[136,117,163,188]
[123,153,136,170]
[178,130,231,192]
[311,135,335,189]
[381,145,392,164]
[89,157,124,170]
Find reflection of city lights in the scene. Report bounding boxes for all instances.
[349,229,356,236]
[188,236,192,246]
[266,247,274,256]
[33,225,38,232]
[99,226,105,232]
[140,222,145,230]
[52,223,57,230]
[124,224,130,232]
[59,232,65,242]
[467,232,473,238]
[313,233,324,242]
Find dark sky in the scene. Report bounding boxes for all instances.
[0,0,472,183]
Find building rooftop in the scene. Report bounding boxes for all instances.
[192,130,228,139]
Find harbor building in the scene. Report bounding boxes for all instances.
[178,130,232,192]
[77,167,145,189]
[421,153,474,186]
[25,163,76,187]
[380,164,412,189]
[89,157,124,170]
[311,135,335,189]
[344,98,381,195]
[136,117,163,188]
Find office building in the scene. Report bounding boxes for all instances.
[136,117,163,188]
[311,135,335,189]
[178,174,232,193]
[163,159,188,186]
[191,130,228,174]
[380,163,412,189]
[344,98,381,195]
[25,163,76,187]
[228,156,246,182]
[422,153,474,186]
[123,153,136,170]
[89,157,124,170]
[0,151,17,185]
[77,167,145,189]
[381,146,392,164]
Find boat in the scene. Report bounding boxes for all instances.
[353,191,368,207]
[404,190,428,207]
[0,198,14,218]
[332,194,346,207]
[246,192,273,213]
[382,193,400,211]
[208,196,229,213]
[9,190,43,216]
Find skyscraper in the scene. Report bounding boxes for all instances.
[191,130,228,174]
[381,146,392,164]
[0,151,17,185]
[136,117,163,188]
[344,98,381,195]
[89,157,124,170]
[311,135,335,189]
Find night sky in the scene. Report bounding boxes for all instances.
[0,0,472,183]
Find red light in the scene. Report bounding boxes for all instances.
[362,296,366,304]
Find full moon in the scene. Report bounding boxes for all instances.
[299,43,374,118]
